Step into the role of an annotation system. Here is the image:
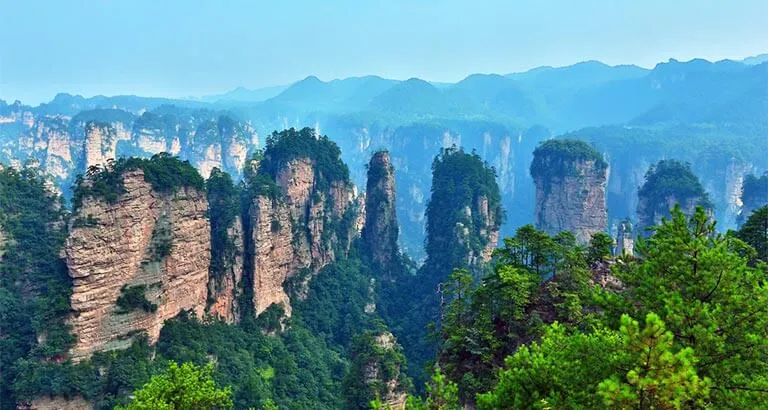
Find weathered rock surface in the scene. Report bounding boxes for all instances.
[616,218,634,256]
[362,151,400,275]
[250,195,296,316]
[20,395,92,410]
[207,216,244,323]
[248,157,359,317]
[66,169,210,360]
[533,159,608,244]
[362,332,407,410]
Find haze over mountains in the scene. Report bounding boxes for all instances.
[1,55,766,258]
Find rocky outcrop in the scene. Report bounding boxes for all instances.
[616,218,634,256]
[20,396,92,410]
[247,156,359,317]
[362,151,400,275]
[531,140,608,244]
[66,169,210,360]
[84,122,117,169]
[361,332,407,410]
[636,160,711,235]
[249,195,295,316]
[207,216,244,323]
[739,173,768,225]
[424,147,502,279]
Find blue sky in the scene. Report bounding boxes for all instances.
[1,0,766,104]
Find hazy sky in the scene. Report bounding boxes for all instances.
[1,0,766,104]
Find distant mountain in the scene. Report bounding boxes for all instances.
[266,75,398,113]
[743,53,768,65]
[507,60,649,93]
[368,78,451,116]
[200,85,288,103]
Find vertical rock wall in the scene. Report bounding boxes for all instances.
[66,170,210,360]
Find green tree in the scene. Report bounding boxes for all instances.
[603,206,768,406]
[116,361,233,410]
[598,313,710,410]
[735,205,768,262]
[587,231,614,263]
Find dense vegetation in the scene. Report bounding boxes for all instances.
[72,153,204,210]
[259,127,350,190]
[530,138,607,179]
[637,160,712,232]
[427,206,768,407]
[0,167,72,408]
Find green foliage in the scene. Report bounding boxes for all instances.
[0,166,73,408]
[638,160,712,224]
[344,330,410,409]
[530,138,607,179]
[599,206,768,406]
[259,127,349,190]
[115,285,157,314]
[597,313,710,409]
[115,361,233,410]
[424,145,503,279]
[72,153,204,210]
[587,231,614,263]
[399,368,460,410]
[476,323,622,409]
[436,225,593,400]
[735,206,768,262]
[207,168,240,286]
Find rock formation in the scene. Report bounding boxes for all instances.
[243,128,361,318]
[21,396,92,410]
[423,146,502,278]
[348,331,408,410]
[531,139,608,244]
[361,151,400,276]
[207,215,244,323]
[636,160,712,234]
[616,218,634,256]
[738,172,768,225]
[66,169,210,360]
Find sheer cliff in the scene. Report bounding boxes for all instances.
[361,150,401,278]
[636,159,712,235]
[531,139,608,243]
[66,165,210,360]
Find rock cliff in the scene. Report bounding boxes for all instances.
[636,160,712,234]
[66,169,210,360]
[616,218,634,256]
[243,128,360,318]
[531,139,608,244]
[361,151,400,276]
[423,147,502,279]
[738,172,768,225]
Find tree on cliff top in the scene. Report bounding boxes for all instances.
[638,159,712,211]
[530,138,607,179]
[72,153,204,210]
[258,127,349,190]
[424,145,503,279]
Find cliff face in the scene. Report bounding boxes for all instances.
[362,332,407,410]
[0,107,257,186]
[361,151,399,275]
[423,147,502,279]
[247,157,359,317]
[739,173,768,225]
[66,169,210,360]
[207,215,244,323]
[636,160,711,234]
[616,219,634,256]
[531,140,608,244]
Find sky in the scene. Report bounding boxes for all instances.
[1,0,766,105]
